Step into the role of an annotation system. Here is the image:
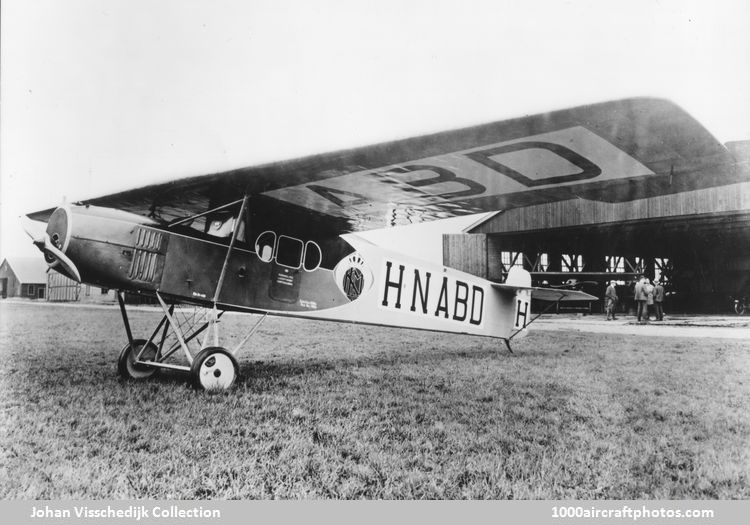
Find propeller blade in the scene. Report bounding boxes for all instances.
[27,228,82,283]
[21,217,46,241]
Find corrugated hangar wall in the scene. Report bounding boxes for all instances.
[470,182,750,233]
[443,180,750,313]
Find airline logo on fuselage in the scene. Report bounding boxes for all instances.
[379,260,484,327]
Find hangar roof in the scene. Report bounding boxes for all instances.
[467,141,750,237]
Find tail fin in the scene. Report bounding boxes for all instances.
[491,268,597,335]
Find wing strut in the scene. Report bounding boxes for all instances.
[213,195,249,304]
[206,195,251,346]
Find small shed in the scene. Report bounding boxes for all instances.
[0,257,48,299]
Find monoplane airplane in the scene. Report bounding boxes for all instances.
[25,98,744,389]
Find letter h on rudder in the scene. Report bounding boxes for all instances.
[515,298,529,329]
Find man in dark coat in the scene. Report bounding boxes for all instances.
[605,281,618,320]
[654,281,665,321]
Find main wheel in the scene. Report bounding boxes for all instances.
[191,347,239,391]
[117,339,159,380]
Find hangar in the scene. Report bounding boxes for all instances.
[443,141,750,314]
[0,257,48,299]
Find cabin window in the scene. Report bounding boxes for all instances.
[303,241,322,272]
[255,231,277,262]
[276,236,304,269]
[27,285,35,296]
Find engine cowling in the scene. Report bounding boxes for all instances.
[35,205,161,290]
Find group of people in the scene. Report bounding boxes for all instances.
[604,277,665,322]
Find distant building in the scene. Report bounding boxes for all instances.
[1,257,116,303]
[0,257,48,299]
[46,270,81,302]
[46,270,117,303]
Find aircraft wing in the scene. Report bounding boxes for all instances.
[492,283,597,302]
[27,97,746,236]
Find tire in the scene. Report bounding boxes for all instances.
[734,301,746,316]
[117,339,159,380]
[190,347,239,391]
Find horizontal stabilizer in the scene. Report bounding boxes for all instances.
[492,283,597,302]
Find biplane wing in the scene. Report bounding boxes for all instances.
[27,97,744,237]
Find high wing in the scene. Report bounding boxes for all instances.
[27,97,747,236]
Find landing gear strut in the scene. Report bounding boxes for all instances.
[115,291,266,390]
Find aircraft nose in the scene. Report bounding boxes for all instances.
[45,206,72,257]
[25,206,81,282]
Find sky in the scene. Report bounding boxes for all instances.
[2,0,749,262]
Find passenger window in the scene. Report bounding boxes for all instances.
[255,231,276,262]
[276,236,304,269]
[303,241,322,272]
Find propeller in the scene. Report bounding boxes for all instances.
[22,217,82,282]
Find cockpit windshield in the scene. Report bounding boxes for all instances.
[168,198,248,244]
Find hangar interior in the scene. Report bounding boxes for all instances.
[443,144,750,313]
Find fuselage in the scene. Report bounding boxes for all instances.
[36,204,519,339]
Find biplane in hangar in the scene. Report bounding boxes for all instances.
[25,98,745,390]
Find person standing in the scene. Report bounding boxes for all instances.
[605,281,618,320]
[634,276,647,323]
[654,281,665,321]
[644,278,655,322]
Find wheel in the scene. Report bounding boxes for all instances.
[190,347,239,391]
[117,339,159,380]
[734,300,746,315]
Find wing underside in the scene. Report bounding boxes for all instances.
[27,98,746,237]
[492,283,596,302]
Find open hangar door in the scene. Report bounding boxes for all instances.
[443,178,750,314]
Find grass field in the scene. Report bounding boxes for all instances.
[1,301,748,499]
